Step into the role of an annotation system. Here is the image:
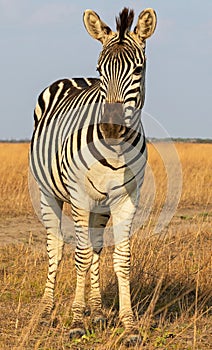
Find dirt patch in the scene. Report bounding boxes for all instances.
[0,206,211,246]
[0,215,46,246]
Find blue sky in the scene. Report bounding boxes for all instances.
[0,0,211,139]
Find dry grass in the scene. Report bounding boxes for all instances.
[0,143,32,217]
[0,142,211,349]
[0,142,211,216]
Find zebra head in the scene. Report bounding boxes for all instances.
[84,8,157,143]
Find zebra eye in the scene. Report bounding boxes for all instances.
[133,66,143,75]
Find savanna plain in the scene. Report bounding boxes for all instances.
[0,142,211,350]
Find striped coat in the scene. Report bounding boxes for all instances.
[30,7,156,344]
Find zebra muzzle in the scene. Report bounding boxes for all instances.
[100,103,126,144]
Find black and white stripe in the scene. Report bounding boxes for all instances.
[30,7,156,339]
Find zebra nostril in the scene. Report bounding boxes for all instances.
[119,126,126,136]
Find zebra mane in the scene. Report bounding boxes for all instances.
[116,8,134,42]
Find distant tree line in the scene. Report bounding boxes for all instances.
[0,138,211,144]
[146,137,212,144]
[0,139,30,143]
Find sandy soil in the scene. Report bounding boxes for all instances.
[0,215,46,246]
[0,206,211,247]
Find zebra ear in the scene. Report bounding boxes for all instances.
[83,10,112,44]
[134,8,157,42]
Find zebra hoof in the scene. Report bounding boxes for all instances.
[39,317,58,328]
[92,314,107,330]
[69,324,86,339]
[123,331,143,347]
[39,310,51,326]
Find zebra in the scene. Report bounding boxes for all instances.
[30,7,157,343]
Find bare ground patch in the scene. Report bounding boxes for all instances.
[0,215,46,246]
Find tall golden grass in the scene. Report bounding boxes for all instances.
[0,142,211,349]
[0,143,31,216]
[0,142,211,216]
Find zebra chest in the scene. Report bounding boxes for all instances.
[60,138,141,203]
[83,161,135,202]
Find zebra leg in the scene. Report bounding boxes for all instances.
[70,246,93,337]
[113,239,142,346]
[113,238,134,328]
[112,199,142,345]
[70,208,93,338]
[89,252,103,322]
[89,211,110,327]
[40,191,64,317]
